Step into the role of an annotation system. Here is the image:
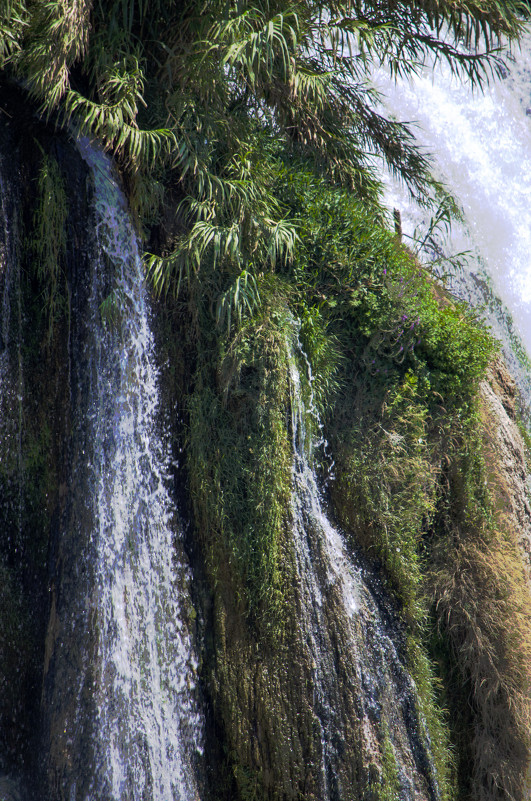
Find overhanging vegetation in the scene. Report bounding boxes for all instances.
[1,2,530,800]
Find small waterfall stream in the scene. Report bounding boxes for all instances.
[48,139,201,800]
[288,334,439,801]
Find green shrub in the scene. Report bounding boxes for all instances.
[188,300,294,629]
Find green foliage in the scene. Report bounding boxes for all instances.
[188,301,294,629]
[0,0,26,66]
[16,0,92,109]
[4,3,531,798]
[332,372,436,622]
[378,726,402,801]
[296,301,341,418]
[63,89,176,168]
[406,636,456,801]
[31,150,68,344]
[3,0,528,305]
[216,270,261,335]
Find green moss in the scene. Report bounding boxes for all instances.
[331,370,436,622]
[188,298,295,631]
[406,636,456,801]
[364,726,404,801]
[379,727,402,801]
[231,763,262,801]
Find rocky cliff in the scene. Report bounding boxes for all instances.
[0,81,530,801]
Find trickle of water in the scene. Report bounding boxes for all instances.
[288,331,439,801]
[74,137,201,801]
[289,338,362,621]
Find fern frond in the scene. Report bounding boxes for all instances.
[15,0,91,109]
[216,269,261,334]
[63,88,176,167]
[146,247,192,299]
[261,218,299,269]
[0,0,27,65]
[212,9,300,86]
[188,220,242,268]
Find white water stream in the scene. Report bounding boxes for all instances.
[372,27,531,376]
[288,333,438,801]
[76,139,201,801]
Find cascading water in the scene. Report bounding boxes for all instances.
[288,332,439,801]
[372,27,531,395]
[44,138,201,801]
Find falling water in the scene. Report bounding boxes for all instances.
[65,138,201,800]
[372,27,531,393]
[288,331,439,801]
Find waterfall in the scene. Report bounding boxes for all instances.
[372,28,531,392]
[288,332,439,801]
[3,25,530,796]
[44,138,201,801]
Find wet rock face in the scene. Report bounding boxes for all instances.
[198,354,440,801]
[0,85,97,797]
[3,79,530,801]
[201,519,438,801]
[480,357,531,581]
[0,87,442,797]
[0,775,23,801]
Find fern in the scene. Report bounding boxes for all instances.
[5,0,530,301]
[216,270,261,334]
[63,89,176,167]
[16,0,91,109]
[0,0,27,65]
[212,9,301,85]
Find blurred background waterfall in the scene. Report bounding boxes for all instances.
[374,28,531,402]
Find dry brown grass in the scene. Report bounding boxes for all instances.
[428,394,531,801]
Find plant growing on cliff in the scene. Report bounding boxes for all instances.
[31,150,68,344]
[0,0,528,311]
[188,296,295,630]
[2,2,531,801]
